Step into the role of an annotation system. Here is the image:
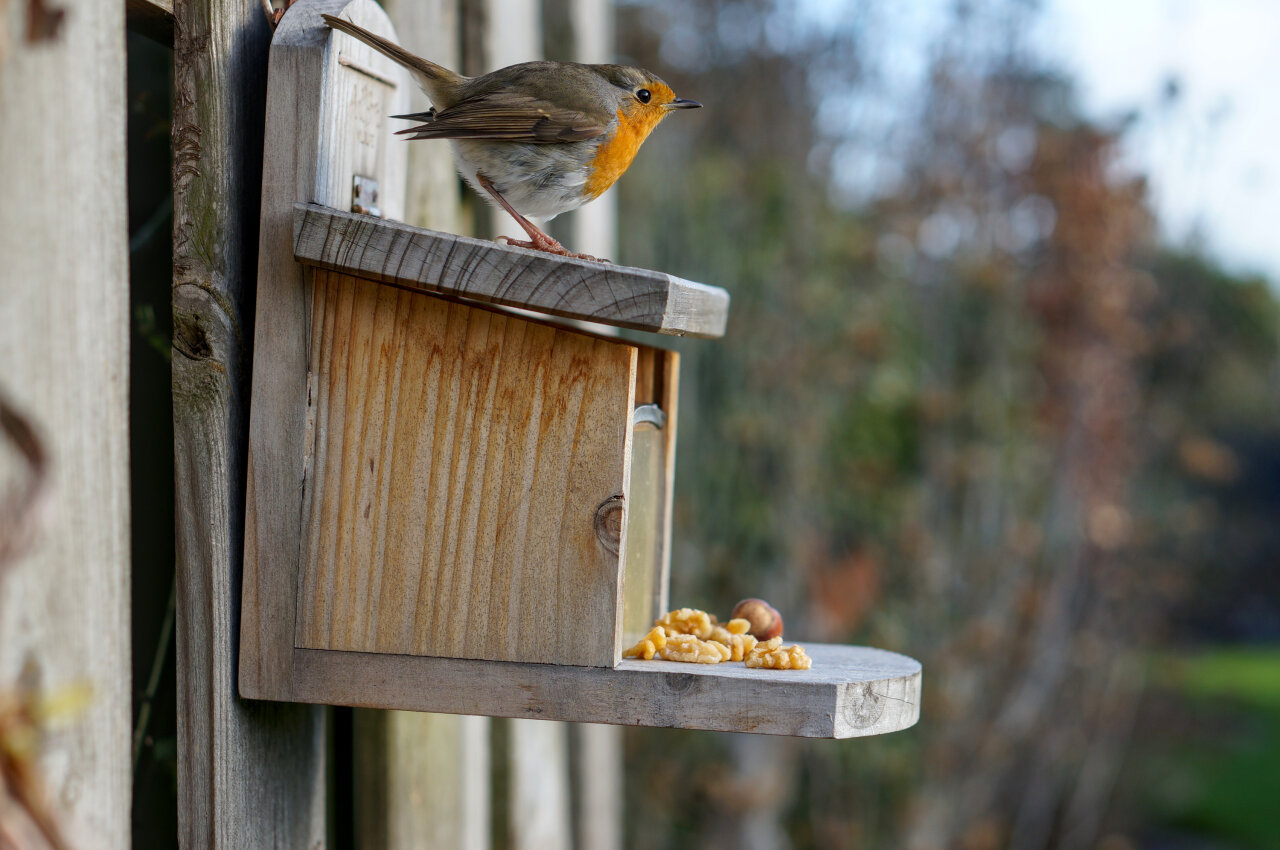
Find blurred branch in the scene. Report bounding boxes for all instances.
[132,577,176,770]
[0,661,79,850]
[0,392,49,572]
[0,394,73,850]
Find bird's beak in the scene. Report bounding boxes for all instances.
[665,98,702,110]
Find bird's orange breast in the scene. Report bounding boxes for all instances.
[583,106,668,200]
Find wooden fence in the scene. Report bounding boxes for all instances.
[0,0,621,846]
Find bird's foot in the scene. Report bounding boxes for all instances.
[496,233,609,264]
[475,173,611,263]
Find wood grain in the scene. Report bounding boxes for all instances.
[350,5,491,850]
[290,643,922,739]
[620,349,678,647]
[383,0,463,233]
[293,203,732,338]
[509,720,573,850]
[552,3,625,845]
[173,0,346,845]
[483,7,605,850]
[353,710,491,849]
[0,1,130,845]
[294,275,637,668]
[239,0,408,698]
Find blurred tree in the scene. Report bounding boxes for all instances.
[616,1,1279,849]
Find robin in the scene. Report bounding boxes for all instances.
[322,15,701,261]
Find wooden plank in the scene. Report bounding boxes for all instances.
[0,1,130,846]
[353,710,491,848]
[352,710,490,850]
[509,720,572,850]
[293,276,637,668]
[384,0,463,232]
[487,6,605,849]
[574,723,622,850]
[239,0,408,699]
[173,0,409,846]
[125,0,173,44]
[349,2,490,845]
[621,349,678,647]
[551,2,626,844]
[293,203,732,338]
[236,6,494,849]
[289,643,922,739]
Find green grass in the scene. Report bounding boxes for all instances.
[1159,648,1280,710]
[1142,647,1280,850]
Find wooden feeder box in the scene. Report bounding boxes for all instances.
[238,0,921,738]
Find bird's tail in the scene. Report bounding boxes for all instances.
[321,14,463,101]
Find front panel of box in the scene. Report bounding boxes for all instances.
[293,271,638,667]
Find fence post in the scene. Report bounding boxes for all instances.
[171,0,327,846]
[0,1,131,846]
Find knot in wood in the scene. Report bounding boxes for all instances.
[661,672,696,694]
[593,494,625,554]
[173,315,213,361]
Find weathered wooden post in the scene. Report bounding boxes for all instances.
[171,0,327,846]
[0,1,131,847]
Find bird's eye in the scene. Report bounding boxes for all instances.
[636,88,652,104]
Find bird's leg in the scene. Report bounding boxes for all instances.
[475,175,605,263]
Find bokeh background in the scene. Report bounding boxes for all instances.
[611,0,1280,848]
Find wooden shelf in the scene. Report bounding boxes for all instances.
[293,203,731,338]
[284,642,921,739]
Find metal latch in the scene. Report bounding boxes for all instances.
[633,404,666,430]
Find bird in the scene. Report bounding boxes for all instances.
[322,14,701,261]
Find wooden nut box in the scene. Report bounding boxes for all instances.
[238,0,921,740]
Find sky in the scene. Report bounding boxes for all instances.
[805,0,1280,283]
[1038,0,1280,282]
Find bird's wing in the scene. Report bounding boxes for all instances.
[395,90,609,143]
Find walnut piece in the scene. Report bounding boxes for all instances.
[656,607,715,639]
[626,608,814,669]
[707,621,759,661]
[744,637,812,670]
[623,626,668,660]
[658,633,729,664]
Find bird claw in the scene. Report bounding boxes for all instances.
[496,234,609,264]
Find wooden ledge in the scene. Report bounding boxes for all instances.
[293,203,730,338]
[272,643,921,739]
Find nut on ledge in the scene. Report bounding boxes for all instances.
[731,598,784,641]
[623,604,810,669]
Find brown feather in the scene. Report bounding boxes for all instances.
[321,14,463,106]
[393,90,608,144]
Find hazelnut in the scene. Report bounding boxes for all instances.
[730,598,783,641]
